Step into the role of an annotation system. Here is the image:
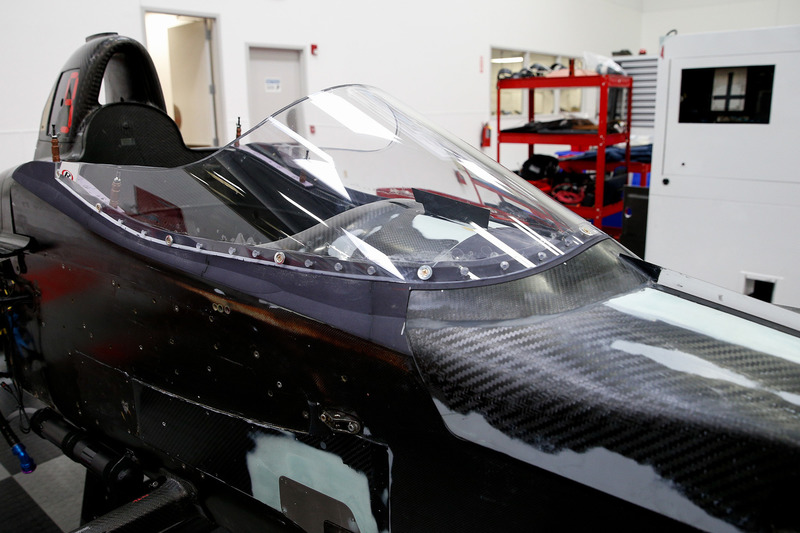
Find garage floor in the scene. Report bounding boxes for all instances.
[0,377,84,533]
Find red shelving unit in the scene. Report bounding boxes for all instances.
[496,74,633,227]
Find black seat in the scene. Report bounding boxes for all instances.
[36,33,217,166]
[77,102,211,167]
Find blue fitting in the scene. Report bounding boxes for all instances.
[11,443,35,474]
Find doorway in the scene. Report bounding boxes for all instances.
[247,47,304,130]
[144,12,221,147]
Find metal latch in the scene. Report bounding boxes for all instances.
[319,409,362,435]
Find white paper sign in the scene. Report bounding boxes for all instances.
[265,78,282,93]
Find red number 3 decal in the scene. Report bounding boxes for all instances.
[60,72,80,134]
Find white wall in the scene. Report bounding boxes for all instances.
[1,0,798,174]
[0,1,144,173]
[0,0,640,173]
[641,0,800,55]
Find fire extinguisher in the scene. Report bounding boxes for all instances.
[481,123,492,147]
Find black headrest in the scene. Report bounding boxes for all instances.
[36,33,166,161]
[76,103,208,168]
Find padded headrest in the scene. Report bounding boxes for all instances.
[36,33,166,161]
[75,102,206,168]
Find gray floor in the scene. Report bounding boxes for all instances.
[0,378,84,533]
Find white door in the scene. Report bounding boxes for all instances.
[168,20,218,147]
[247,47,303,130]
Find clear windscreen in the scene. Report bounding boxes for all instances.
[57,85,604,283]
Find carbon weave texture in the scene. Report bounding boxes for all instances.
[408,239,648,321]
[79,103,202,167]
[407,262,800,531]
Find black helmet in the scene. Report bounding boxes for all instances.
[529,63,552,76]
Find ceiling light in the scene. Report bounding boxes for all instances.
[491,57,524,64]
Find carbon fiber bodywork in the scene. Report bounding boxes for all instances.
[407,240,800,531]
[4,33,800,533]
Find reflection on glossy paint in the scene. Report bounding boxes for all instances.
[606,288,800,363]
[433,400,739,533]
[612,339,800,407]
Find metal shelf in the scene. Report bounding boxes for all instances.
[496,73,633,227]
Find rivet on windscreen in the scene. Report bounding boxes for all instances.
[95,203,102,212]
[367,266,376,275]
[304,259,314,268]
[165,235,173,246]
[334,262,343,272]
[417,265,433,280]
[228,247,236,255]
[500,261,509,271]
[459,266,469,277]
[538,251,547,261]
[195,243,204,250]
[251,249,260,258]
[274,251,285,264]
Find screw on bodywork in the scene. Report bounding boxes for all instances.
[417,265,433,280]
[165,235,174,246]
[274,251,285,264]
